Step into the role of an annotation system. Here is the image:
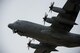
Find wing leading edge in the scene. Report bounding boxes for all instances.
[51,0,80,32]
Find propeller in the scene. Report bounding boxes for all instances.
[27,40,32,50]
[49,2,54,12]
[43,13,48,25]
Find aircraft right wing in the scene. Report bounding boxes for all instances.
[28,42,58,53]
[34,46,51,53]
[34,44,58,53]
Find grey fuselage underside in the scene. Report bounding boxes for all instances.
[12,20,80,47]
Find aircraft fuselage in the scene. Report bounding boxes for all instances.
[8,20,80,47]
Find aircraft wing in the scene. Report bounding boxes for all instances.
[34,45,57,53]
[51,0,80,32]
[28,42,58,53]
[34,47,51,53]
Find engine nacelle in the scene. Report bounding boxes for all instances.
[44,16,78,25]
[28,43,40,49]
[45,17,56,24]
[45,18,53,23]
[52,7,66,13]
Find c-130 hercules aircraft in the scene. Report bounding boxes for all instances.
[8,0,80,53]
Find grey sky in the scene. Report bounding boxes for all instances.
[0,0,80,53]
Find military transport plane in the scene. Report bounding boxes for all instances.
[8,0,80,53]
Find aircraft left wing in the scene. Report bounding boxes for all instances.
[50,0,80,32]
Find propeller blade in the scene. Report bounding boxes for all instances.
[52,2,54,5]
[44,21,45,25]
[51,2,54,7]
[28,46,29,50]
[49,2,54,12]
[27,40,32,50]
[43,13,48,20]
[43,13,48,25]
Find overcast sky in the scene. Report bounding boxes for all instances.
[0,0,80,53]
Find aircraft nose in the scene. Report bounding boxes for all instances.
[8,24,14,29]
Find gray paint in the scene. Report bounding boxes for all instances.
[0,0,80,53]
